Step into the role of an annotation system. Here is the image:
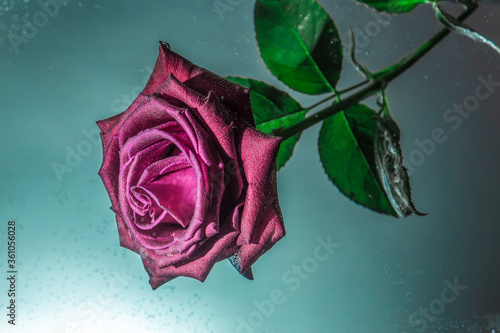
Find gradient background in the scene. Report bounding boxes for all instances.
[1,0,500,332]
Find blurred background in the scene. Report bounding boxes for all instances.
[1,0,499,332]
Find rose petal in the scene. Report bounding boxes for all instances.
[118,147,204,251]
[138,166,198,228]
[143,42,205,96]
[114,211,135,252]
[98,135,121,212]
[153,74,205,108]
[236,128,285,272]
[153,75,216,167]
[199,92,245,203]
[143,225,239,289]
[117,98,181,149]
[234,201,285,274]
[98,94,148,149]
[122,140,178,214]
[143,42,254,126]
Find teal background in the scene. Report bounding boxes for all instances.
[1,0,500,332]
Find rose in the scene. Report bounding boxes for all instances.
[97,42,286,289]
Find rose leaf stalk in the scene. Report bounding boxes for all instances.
[272,3,478,141]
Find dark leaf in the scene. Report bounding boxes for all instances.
[433,3,500,55]
[373,114,426,217]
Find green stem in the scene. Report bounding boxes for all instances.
[337,79,371,96]
[303,79,371,112]
[303,94,337,112]
[273,4,477,140]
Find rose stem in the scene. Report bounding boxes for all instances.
[273,3,478,140]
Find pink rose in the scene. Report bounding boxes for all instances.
[97,42,285,289]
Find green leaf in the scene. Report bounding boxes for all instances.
[318,104,398,216]
[373,114,426,217]
[319,103,425,217]
[356,0,430,13]
[254,0,343,95]
[227,77,306,170]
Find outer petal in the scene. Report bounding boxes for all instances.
[98,135,121,212]
[235,128,285,274]
[143,42,254,127]
[233,203,285,275]
[115,211,135,252]
[144,225,239,289]
[143,42,204,96]
[97,94,148,149]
